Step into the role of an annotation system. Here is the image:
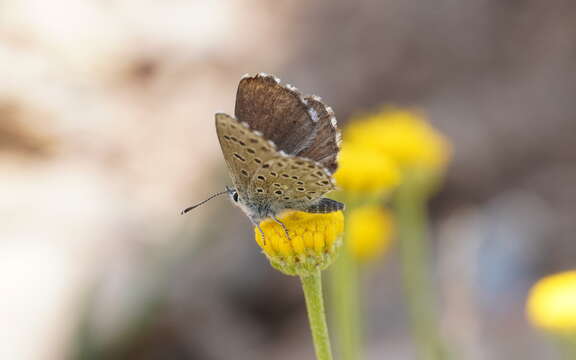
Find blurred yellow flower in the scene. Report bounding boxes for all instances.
[345,108,451,171]
[334,143,401,195]
[526,270,576,334]
[347,205,394,261]
[255,211,345,276]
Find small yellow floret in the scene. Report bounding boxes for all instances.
[345,108,452,171]
[526,270,576,334]
[347,205,394,261]
[254,211,345,276]
[334,144,401,195]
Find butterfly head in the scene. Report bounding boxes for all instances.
[225,185,239,203]
[226,185,271,224]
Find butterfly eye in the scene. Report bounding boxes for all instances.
[233,192,239,202]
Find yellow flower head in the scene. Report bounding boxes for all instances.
[526,270,576,334]
[347,205,394,262]
[254,211,345,276]
[334,143,401,195]
[345,108,452,171]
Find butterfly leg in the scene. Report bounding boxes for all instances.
[271,215,291,241]
[250,218,267,245]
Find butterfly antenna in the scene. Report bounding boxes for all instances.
[180,190,229,215]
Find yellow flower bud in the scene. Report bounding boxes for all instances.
[346,108,452,172]
[254,211,345,276]
[347,205,394,261]
[526,270,576,334]
[334,144,401,196]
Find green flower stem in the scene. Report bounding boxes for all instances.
[395,171,446,360]
[301,271,334,360]
[554,334,576,360]
[330,204,362,360]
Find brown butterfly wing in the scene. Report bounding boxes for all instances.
[215,113,278,196]
[235,74,318,155]
[296,96,341,174]
[249,155,335,211]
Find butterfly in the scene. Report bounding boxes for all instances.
[182,73,344,238]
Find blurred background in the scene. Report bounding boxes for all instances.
[1,0,575,359]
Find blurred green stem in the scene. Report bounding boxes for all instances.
[555,334,576,360]
[395,171,446,360]
[301,271,334,360]
[330,202,362,360]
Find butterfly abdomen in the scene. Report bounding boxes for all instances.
[302,198,344,214]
